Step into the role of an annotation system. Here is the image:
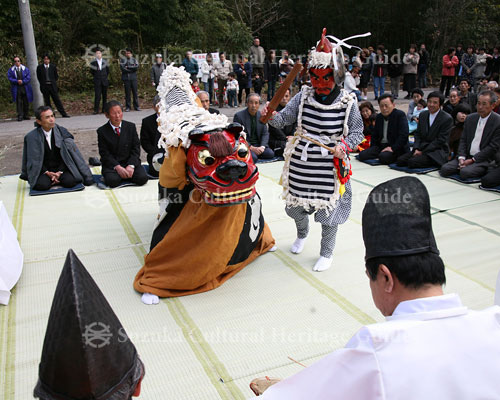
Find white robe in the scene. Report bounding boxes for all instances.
[261,294,500,399]
[0,201,23,305]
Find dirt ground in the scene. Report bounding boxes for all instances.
[0,129,148,176]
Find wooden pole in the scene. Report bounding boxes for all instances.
[260,62,302,124]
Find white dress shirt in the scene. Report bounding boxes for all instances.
[42,129,52,150]
[470,113,491,156]
[428,109,439,127]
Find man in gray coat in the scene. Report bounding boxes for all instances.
[120,48,140,111]
[233,93,274,163]
[151,53,166,87]
[20,106,93,190]
[441,90,500,179]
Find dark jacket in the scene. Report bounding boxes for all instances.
[20,125,93,188]
[97,120,142,172]
[90,59,109,86]
[413,110,453,166]
[458,112,500,162]
[264,59,279,81]
[36,64,59,91]
[234,61,252,88]
[233,109,269,147]
[120,57,139,81]
[371,109,409,155]
[268,104,296,150]
[140,113,164,164]
[459,91,477,113]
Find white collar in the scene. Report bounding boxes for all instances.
[42,128,52,136]
[109,121,122,131]
[387,293,467,321]
[429,109,440,117]
[479,113,491,122]
[12,65,25,71]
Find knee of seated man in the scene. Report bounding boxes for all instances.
[481,174,497,188]
[34,180,51,191]
[105,174,122,188]
[379,152,394,165]
[459,166,479,179]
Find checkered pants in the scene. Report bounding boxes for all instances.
[285,206,339,258]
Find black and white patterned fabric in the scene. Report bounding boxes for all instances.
[270,87,363,221]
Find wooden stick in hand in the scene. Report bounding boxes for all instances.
[260,62,302,124]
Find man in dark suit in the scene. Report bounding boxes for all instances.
[358,94,409,164]
[441,91,500,179]
[140,96,164,177]
[36,54,70,118]
[97,101,148,187]
[233,93,274,163]
[397,91,453,168]
[90,48,109,114]
[120,48,140,112]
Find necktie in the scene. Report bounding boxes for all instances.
[115,127,120,136]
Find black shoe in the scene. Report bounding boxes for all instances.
[125,108,131,112]
[93,111,99,115]
[17,116,23,121]
[135,107,141,111]
[23,116,30,120]
[88,157,101,166]
[62,114,71,118]
[374,96,378,100]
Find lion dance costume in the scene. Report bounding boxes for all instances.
[268,28,367,271]
[134,65,275,302]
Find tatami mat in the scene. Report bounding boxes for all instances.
[1,158,499,399]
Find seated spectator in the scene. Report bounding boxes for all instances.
[442,88,461,115]
[481,149,500,188]
[268,88,296,157]
[488,80,499,92]
[20,106,93,190]
[448,103,472,159]
[397,91,453,169]
[140,95,164,177]
[255,176,500,399]
[344,66,362,101]
[97,101,149,188]
[196,91,220,114]
[457,77,477,112]
[358,94,409,164]
[493,88,500,114]
[406,88,424,121]
[440,91,500,180]
[476,77,489,94]
[408,99,427,133]
[233,93,274,163]
[357,101,377,152]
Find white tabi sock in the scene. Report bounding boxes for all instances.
[290,237,307,254]
[312,256,333,272]
[141,292,160,305]
[269,245,278,252]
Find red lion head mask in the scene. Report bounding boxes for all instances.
[186,123,259,206]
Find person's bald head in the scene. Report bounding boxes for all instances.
[197,91,210,111]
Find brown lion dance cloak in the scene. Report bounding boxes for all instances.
[134,65,275,298]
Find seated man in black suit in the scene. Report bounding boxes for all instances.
[441,91,500,180]
[397,91,453,168]
[268,88,296,157]
[20,106,93,190]
[358,94,409,164]
[481,149,500,188]
[97,101,148,187]
[233,93,274,163]
[140,95,164,177]
[196,91,220,115]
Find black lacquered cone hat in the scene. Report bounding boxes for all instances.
[362,177,439,261]
[34,249,144,399]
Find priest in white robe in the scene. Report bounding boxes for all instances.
[254,177,500,399]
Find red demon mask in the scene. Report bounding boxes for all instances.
[309,67,335,96]
[186,123,259,206]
